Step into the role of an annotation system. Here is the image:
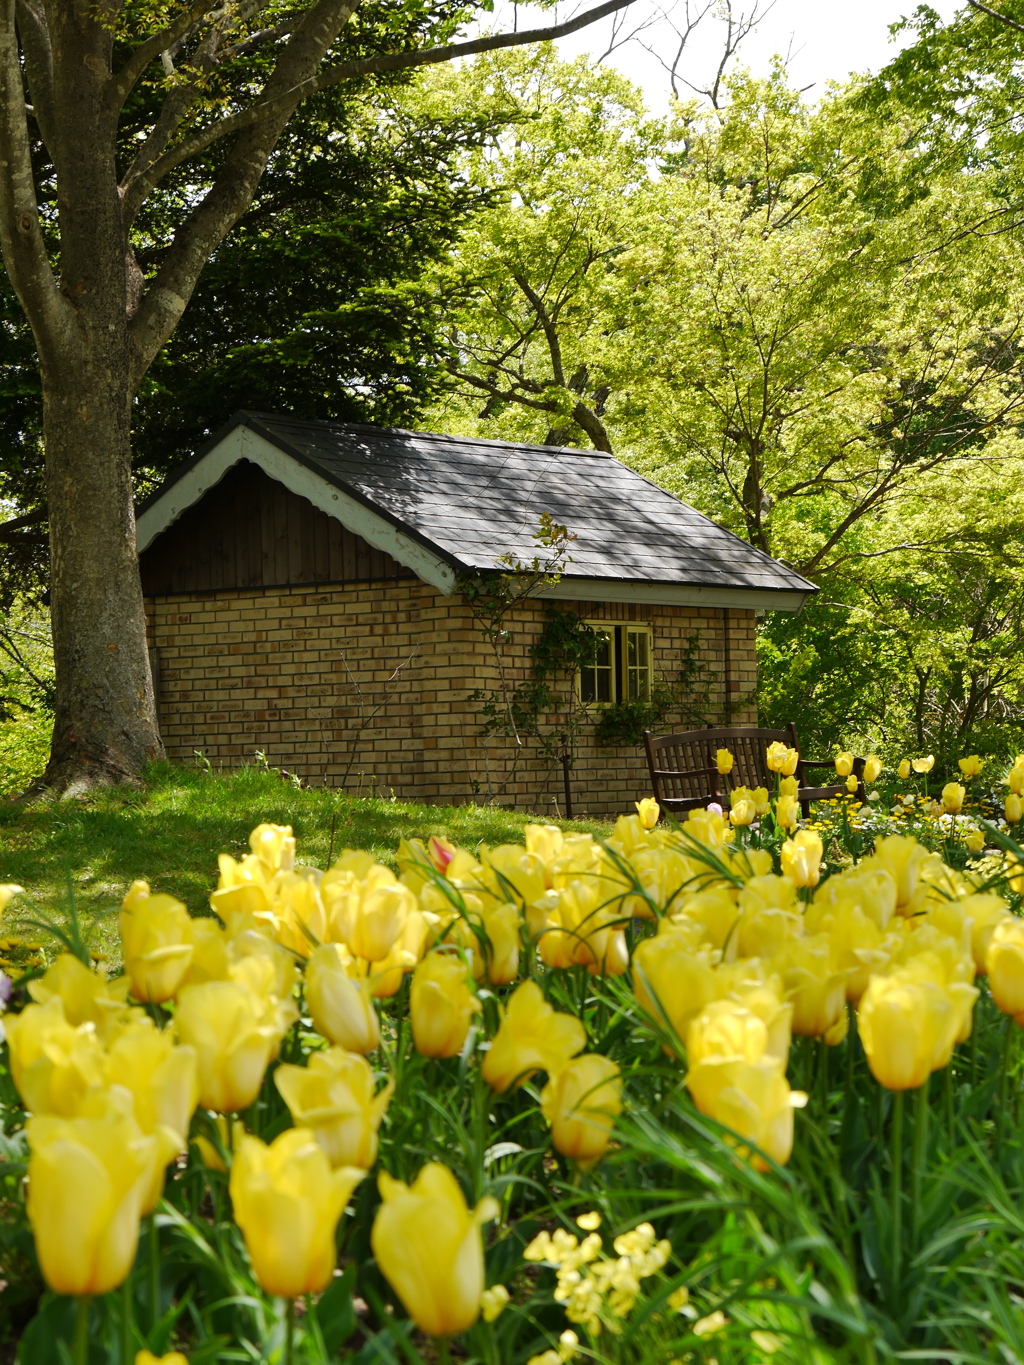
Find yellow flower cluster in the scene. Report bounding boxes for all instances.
[525,1214,671,1338]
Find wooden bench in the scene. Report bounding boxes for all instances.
[643,723,864,818]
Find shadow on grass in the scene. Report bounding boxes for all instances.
[0,761,610,952]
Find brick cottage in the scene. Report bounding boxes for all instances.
[137,412,814,816]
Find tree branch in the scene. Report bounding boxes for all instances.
[124,0,641,205]
[0,507,47,542]
[966,0,1024,34]
[107,0,228,110]
[0,0,70,355]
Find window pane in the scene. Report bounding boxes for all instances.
[626,628,650,701]
[581,630,613,703]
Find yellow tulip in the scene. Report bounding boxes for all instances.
[862,835,937,914]
[775,793,800,832]
[371,1163,499,1337]
[269,871,329,957]
[101,1020,198,1207]
[230,1128,364,1298]
[178,917,231,988]
[730,798,756,828]
[0,883,24,913]
[958,755,983,779]
[986,918,1024,1023]
[813,864,897,930]
[780,830,823,889]
[687,1000,769,1065]
[632,936,718,1048]
[226,915,300,1002]
[941,782,966,815]
[27,953,132,1036]
[249,822,297,874]
[834,752,854,778]
[136,1352,189,1365]
[540,1054,622,1168]
[26,1101,155,1294]
[770,936,848,1043]
[634,798,660,830]
[765,742,795,775]
[476,902,522,987]
[349,873,417,964]
[174,980,282,1112]
[682,807,734,852]
[898,759,911,780]
[119,882,195,1004]
[410,953,479,1059]
[779,775,799,798]
[857,967,978,1089]
[481,980,585,1092]
[911,755,935,774]
[276,1048,393,1168]
[305,943,380,1054]
[1010,767,1024,796]
[804,900,891,1004]
[1006,794,1023,824]
[715,749,734,775]
[863,755,882,785]
[481,845,547,906]
[685,1054,807,1169]
[5,997,105,1116]
[670,887,739,951]
[535,881,627,977]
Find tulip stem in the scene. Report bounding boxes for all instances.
[73,1295,90,1365]
[910,1076,929,1260]
[283,1297,295,1365]
[121,1274,132,1365]
[437,1340,452,1365]
[149,1213,160,1330]
[890,1090,904,1305]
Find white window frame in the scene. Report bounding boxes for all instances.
[578,621,652,704]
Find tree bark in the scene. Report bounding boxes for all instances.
[41,356,162,794]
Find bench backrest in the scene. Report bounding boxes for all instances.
[643,724,800,803]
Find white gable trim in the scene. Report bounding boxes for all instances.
[136,425,460,595]
[537,578,807,613]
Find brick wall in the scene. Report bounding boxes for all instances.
[145,580,757,818]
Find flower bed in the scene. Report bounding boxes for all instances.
[1,746,1024,1363]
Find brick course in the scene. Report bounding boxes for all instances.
[145,579,757,818]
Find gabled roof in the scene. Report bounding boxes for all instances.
[136,411,815,611]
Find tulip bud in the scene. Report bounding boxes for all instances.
[410,953,479,1058]
[119,883,195,1004]
[249,822,296,874]
[1009,767,1024,797]
[775,793,800,832]
[857,966,978,1089]
[862,755,882,785]
[174,980,281,1112]
[898,759,911,780]
[230,1129,364,1298]
[349,873,416,963]
[780,830,823,889]
[26,1100,155,1294]
[845,775,859,795]
[632,936,718,1050]
[371,1163,499,1337]
[715,749,734,776]
[958,754,983,779]
[834,752,854,778]
[941,782,966,815]
[986,918,1024,1022]
[482,980,585,1092]
[634,798,660,830]
[305,944,380,1054]
[1006,794,1023,824]
[540,1054,622,1168]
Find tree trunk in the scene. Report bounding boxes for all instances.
[39,346,163,795]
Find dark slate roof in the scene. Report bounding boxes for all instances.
[147,411,815,597]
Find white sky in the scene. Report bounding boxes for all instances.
[503,0,965,112]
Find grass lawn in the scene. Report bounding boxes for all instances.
[0,760,610,960]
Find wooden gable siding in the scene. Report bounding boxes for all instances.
[140,459,414,595]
